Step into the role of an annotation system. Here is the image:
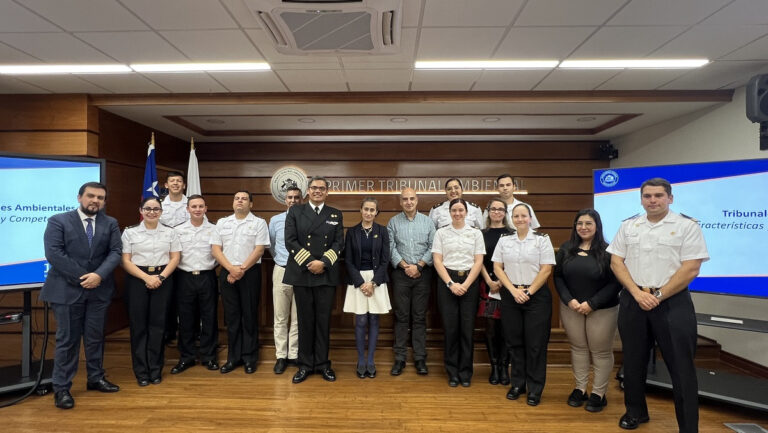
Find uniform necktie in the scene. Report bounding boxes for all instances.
[315,206,320,215]
[86,218,93,247]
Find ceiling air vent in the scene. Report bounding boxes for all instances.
[247,0,402,55]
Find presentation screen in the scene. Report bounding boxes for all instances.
[594,159,768,299]
[0,153,104,291]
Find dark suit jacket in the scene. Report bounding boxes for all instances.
[39,209,122,305]
[344,222,390,287]
[283,203,344,287]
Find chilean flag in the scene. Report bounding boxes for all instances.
[142,138,159,199]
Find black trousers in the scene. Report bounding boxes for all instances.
[220,266,261,363]
[126,271,173,380]
[500,284,552,397]
[294,284,335,371]
[50,290,110,392]
[618,289,698,433]
[391,267,432,362]
[176,270,218,363]
[436,270,479,382]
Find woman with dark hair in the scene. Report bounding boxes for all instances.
[343,197,391,379]
[432,198,485,387]
[121,196,180,386]
[429,178,484,229]
[493,203,555,406]
[478,197,513,385]
[554,208,620,412]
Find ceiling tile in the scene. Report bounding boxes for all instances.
[610,0,729,26]
[75,31,187,63]
[724,33,768,61]
[402,0,423,28]
[220,0,261,29]
[0,75,49,93]
[15,74,112,92]
[140,72,228,93]
[0,0,59,32]
[207,71,287,92]
[516,0,626,26]
[596,69,690,90]
[417,28,505,60]
[0,42,41,63]
[534,69,619,90]
[245,29,327,63]
[276,69,348,91]
[653,25,768,59]
[0,32,113,62]
[341,28,418,64]
[411,70,480,90]
[120,0,238,30]
[161,30,263,61]
[422,0,524,27]
[344,69,412,91]
[660,60,768,89]
[18,0,147,31]
[472,70,550,90]
[569,26,686,58]
[703,0,768,25]
[74,73,168,92]
[271,62,341,70]
[495,27,594,59]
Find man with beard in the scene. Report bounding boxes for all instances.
[41,182,123,409]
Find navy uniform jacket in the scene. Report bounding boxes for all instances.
[40,210,122,305]
[344,222,390,288]
[283,203,344,287]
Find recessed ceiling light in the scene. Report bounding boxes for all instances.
[206,118,225,125]
[0,64,132,74]
[559,59,708,69]
[577,116,596,122]
[483,117,500,122]
[390,117,408,123]
[130,62,271,72]
[298,118,316,123]
[415,60,559,70]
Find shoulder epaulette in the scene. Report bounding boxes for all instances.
[500,229,516,238]
[680,213,699,222]
[431,202,444,210]
[466,200,479,208]
[533,231,549,237]
[622,213,640,222]
[161,223,173,228]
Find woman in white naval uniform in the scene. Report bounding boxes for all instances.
[121,197,181,386]
[429,178,484,229]
[492,203,555,406]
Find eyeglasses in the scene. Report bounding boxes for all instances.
[141,207,162,213]
[489,207,506,213]
[309,186,327,192]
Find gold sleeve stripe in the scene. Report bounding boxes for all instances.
[294,248,311,266]
[323,249,338,265]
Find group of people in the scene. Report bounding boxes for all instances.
[42,173,708,433]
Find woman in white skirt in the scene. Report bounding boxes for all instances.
[343,197,392,378]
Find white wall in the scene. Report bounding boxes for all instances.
[612,86,768,367]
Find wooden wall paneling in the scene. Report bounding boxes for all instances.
[0,131,95,155]
[0,95,91,131]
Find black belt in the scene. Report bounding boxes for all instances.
[447,269,470,277]
[138,265,165,274]
[513,284,531,288]
[181,269,214,276]
[639,286,660,294]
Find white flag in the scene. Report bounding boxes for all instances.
[187,146,201,196]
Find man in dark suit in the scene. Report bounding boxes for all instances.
[284,176,343,384]
[40,182,122,409]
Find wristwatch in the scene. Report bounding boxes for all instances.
[157,275,166,281]
[416,264,424,272]
[522,289,531,296]
[447,281,454,287]
[653,288,663,299]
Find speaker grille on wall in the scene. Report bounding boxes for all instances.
[746,74,768,123]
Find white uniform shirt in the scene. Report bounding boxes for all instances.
[482,198,541,230]
[121,221,181,266]
[431,225,485,270]
[174,219,217,272]
[159,194,189,227]
[607,211,709,288]
[491,230,555,285]
[210,213,270,266]
[429,200,485,230]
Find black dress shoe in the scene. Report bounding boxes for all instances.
[415,359,428,375]
[86,378,120,393]
[506,386,524,400]
[150,377,162,385]
[366,364,376,378]
[170,360,196,375]
[292,368,311,384]
[619,414,649,430]
[527,394,541,406]
[137,378,150,387]
[498,363,510,385]
[390,360,405,376]
[204,360,220,371]
[220,360,243,374]
[585,393,607,413]
[321,368,336,382]
[274,358,287,374]
[244,362,257,374]
[356,363,367,379]
[488,364,500,385]
[460,380,471,387]
[448,376,459,387]
[567,388,587,407]
[54,390,74,409]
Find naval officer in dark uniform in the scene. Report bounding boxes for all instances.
[284,176,344,384]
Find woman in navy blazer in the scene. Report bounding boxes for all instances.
[343,197,392,378]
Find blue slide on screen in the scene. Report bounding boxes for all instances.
[594,159,768,299]
[0,155,103,289]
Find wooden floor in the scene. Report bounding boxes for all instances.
[1,340,766,432]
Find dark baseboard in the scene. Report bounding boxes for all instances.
[720,350,768,379]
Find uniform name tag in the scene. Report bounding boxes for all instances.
[326,220,338,225]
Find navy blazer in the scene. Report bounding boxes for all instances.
[39,209,122,305]
[344,222,390,287]
[283,202,344,287]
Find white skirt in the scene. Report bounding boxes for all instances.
[343,269,392,315]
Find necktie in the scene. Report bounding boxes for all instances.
[315,206,320,215]
[86,218,94,247]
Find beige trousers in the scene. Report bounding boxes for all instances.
[272,265,298,359]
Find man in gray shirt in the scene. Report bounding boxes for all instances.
[387,188,435,376]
